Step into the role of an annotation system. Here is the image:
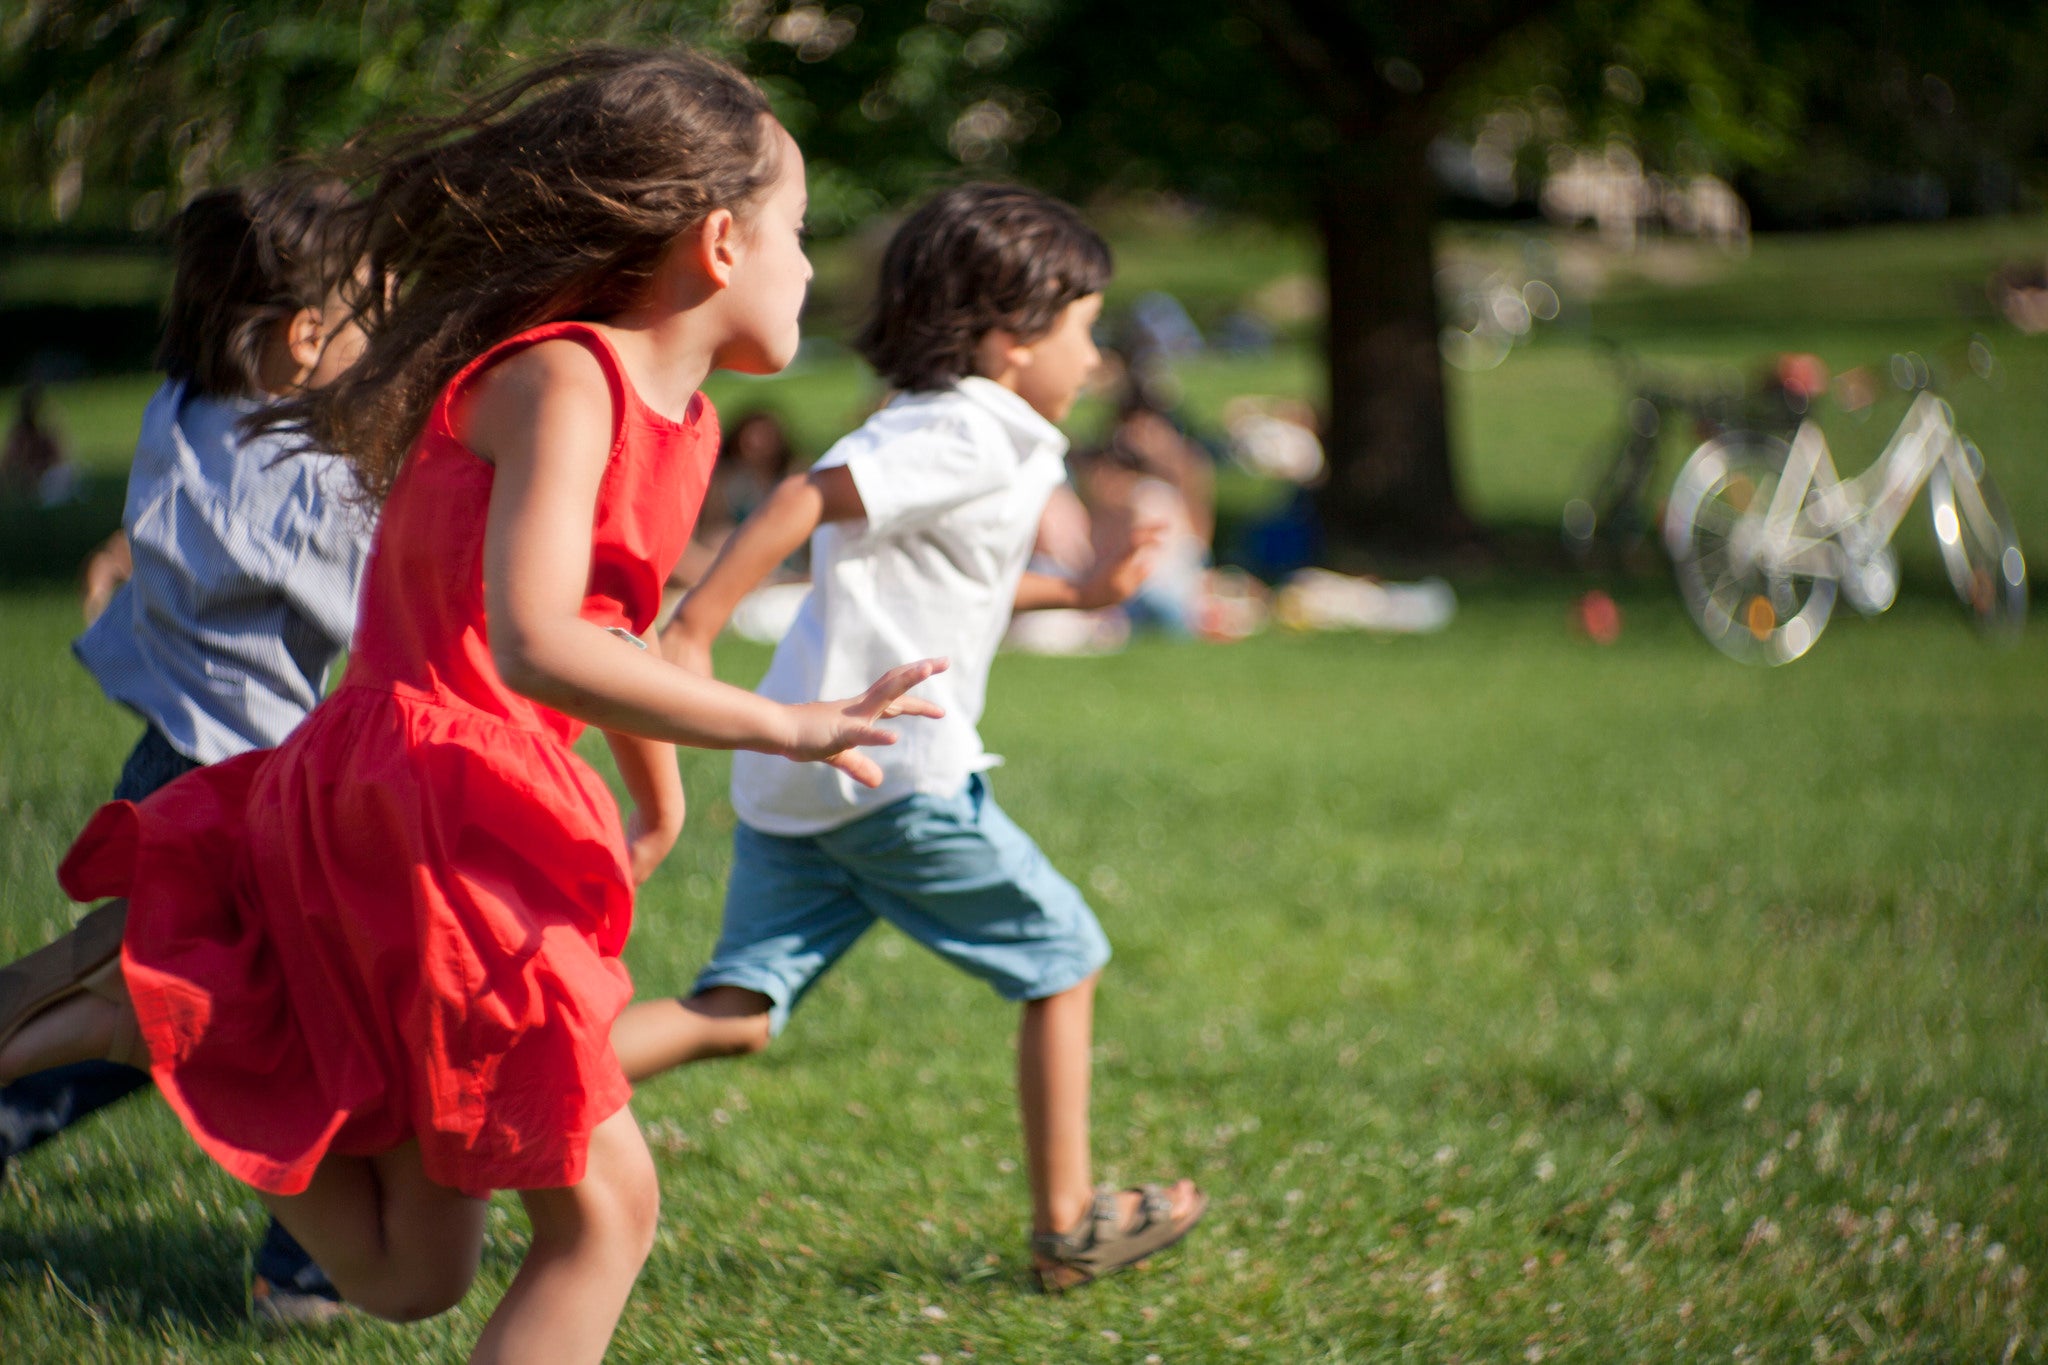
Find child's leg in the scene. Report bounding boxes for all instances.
[611,986,773,1081]
[1018,972,1100,1234]
[0,992,131,1081]
[617,821,871,1085]
[0,1063,151,1166]
[0,732,199,1158]
[259,1141,487,1323]
[469,1104,658,1365]
[1018,973,1203,1273]
[804,777,1203,1236]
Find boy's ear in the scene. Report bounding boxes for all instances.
[972,326,1032,381]
[284,306,326,372]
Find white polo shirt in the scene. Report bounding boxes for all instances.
[730,377,1070,836]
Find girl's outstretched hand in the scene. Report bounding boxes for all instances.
[786,658,948,787]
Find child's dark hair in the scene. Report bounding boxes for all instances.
[855,183,1111,393]
[156,177,354,399]
[266,45,778,505]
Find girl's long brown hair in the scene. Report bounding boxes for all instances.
[266,46,776,504]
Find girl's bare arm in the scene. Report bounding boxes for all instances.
[469,341,940,784]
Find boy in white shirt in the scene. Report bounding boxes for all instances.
[614,183,1205,1290]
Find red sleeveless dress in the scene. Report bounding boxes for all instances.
[56,323,717,1197]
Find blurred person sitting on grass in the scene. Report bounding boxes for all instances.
[1072,373,1216,637]
[1020,361,1267,649]
[612,182,1206,1292]
[1,381,80,506]
[0,176,373,1327]
[668,407,805,591]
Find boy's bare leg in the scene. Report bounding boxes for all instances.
[259,1141,486,1323]
[611,985,774,1082]
[1018,972,1199,1236]
[470,1105,659,1365]
[1019,973,1100,1234]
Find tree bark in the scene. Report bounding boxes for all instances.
[1315,116,1479,552]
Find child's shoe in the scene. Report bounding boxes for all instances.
[250,1218,347,1326]
[1031,1181,1207,1292]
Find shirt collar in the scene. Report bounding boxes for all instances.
[951,376,1069,461]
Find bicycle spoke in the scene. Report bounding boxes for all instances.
[1708,562,1755,608]
[1692,497,1742,538]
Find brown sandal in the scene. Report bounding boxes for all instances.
[0,901,142,1069]
[1031,1181,1208,1292]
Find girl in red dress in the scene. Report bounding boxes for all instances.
[0,47,941,1363]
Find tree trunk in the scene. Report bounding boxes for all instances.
[1314,117,1478,554]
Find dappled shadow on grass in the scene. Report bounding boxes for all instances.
[0,1212,253,1337]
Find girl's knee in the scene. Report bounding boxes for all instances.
[576,1114,661,1265]
[611,1135,661,1263]
[342,1258,477,1323]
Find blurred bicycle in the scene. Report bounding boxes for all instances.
[1662,349,2025,664]
[1561,350,1818,565]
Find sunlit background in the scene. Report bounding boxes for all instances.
[2,4,2045,1361]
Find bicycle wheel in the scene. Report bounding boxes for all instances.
[1930,439,2027,636]
[1664,431,1839,665]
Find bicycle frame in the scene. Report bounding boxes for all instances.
[1759,391,1954,579]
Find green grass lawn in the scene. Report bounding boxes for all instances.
[2,217,2046,1360]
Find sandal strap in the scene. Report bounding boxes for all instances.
[1033,1182,1201,1282]
[1088,1185,1123,1241]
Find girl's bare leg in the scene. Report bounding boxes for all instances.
[260,1140,487,1323]
[0,992,128,1081]
[470,1104,659,1365]
[611,985,773,1081]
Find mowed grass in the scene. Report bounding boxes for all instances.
[2,217,2047,1360]
[2,589,2044,1362]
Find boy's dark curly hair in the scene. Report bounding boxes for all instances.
[855,183,1111,393]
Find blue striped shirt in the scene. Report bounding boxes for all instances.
[74,381,372,766]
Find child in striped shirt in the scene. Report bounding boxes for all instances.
[0,175,370,1324]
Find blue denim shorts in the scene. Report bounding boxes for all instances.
[694,775,1111,1035]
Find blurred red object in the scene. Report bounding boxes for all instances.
[1574,590,1623,644]
[1774,352,1830,400]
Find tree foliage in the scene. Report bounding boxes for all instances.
[0,1,1066,238]
[7,1,2046,546]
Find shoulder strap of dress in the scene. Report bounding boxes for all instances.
[428,321,629,462]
